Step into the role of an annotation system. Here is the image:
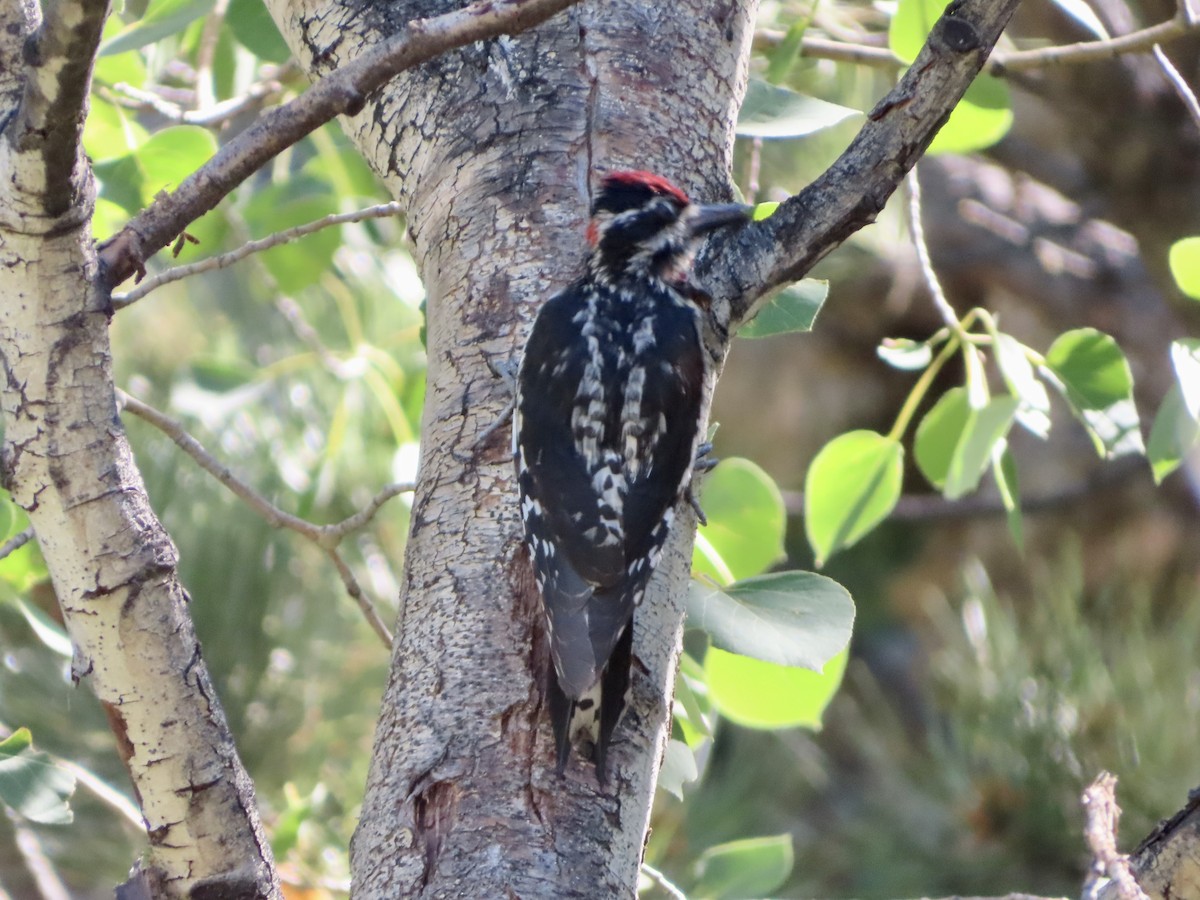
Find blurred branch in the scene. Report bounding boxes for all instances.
[5,810,70,900]
[1083,772,1149,900]
[98,0,584,288]
[0,527,34,562]
[753,14,1200,74]
[117,389,406,647]
[101,77,287,129]
[1152,45,1200,133]
[112,201,403,308]
[639,863,687,900]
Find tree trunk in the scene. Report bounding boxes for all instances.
[267,0,754,893]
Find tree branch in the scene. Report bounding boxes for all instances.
[112,202,403,307]
[754,14,1200,74]
[118,389,407,647]
[4,0,109,222]
[701,0,1024,325]
[97,0,583,289]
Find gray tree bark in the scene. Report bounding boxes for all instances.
[265,1,755,894]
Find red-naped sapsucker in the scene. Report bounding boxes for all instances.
[515,170,749,781]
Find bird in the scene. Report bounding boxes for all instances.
[514,170,749,782]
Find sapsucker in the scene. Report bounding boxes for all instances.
[515,170,749,781]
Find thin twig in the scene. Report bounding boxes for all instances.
[1083,772,1150,900]
[640,863,688,900]
[0,527,34,562]
[753,15,1199,74]
[326,547,394,648]
[98,0,584,288]
[105,78,286,128]
[905,168,960,331]
[112,202,403,307]
[1152,45,1200,134]
[117,389,408,647]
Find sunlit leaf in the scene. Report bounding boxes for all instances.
[994,332,1051,438]
[889,0,943,63]
[692,834,795,899]
[736,79,860,140]
[242,179,340,294]
[1044,328,1132,410]
[1170,338,1200,419]
[687,572,855,669]
[1043,329,1142,458]
[738,279,828,338]
[100,0,216,56]
[16,599,73,658]
[878,337,933,371]
[1169,236,1200,300]
[1147,383,1200,483]
[805,430,904,566]
[705,646,849,729]
[915,387,969,490]
[83,97,148,163]
[693,459,785,582]
[928,75,1013,155]
[946,396,1019,499]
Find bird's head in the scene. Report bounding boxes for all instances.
[586,170,750,284]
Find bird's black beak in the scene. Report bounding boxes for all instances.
[688,202,753,237]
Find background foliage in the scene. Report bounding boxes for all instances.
[2,0,1199,896]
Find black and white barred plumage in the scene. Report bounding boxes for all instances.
[515,171,749,781]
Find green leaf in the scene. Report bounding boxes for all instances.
[889,0,943,63]
[946,396,1019,499]
[16,599,73,658]
[928,75,1013,156]
[82,97,148,163]
[657,740,699,800]
[992,444,1023,547]
[1147,384,1200,483]
[1170,338,1200,420]
[226,0,292,62]
[1169,236,1200,300]
[738,279,828,338]
[1043,329,1142,458]
[752,201,779,222]
[915,387,969,490]
[705,646,848,730]
[673,657,715,748]
[805,431,904,566]
[994,333,1051,438]
[1044,328,1133,410]
[736,78,860,140]
[916,388,1020,498]
[765,19,809,84]
[878,337,933,371]
[693,459,785,582]
[100,0,216,56]
[687,572,855,669]
[242,178,340,293]
[137,126,218,205]
[0,728,76,825]
[692,835,795,899]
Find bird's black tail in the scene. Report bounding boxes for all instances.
[547,623,634,784]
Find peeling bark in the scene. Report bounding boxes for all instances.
[0,1,278,896]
